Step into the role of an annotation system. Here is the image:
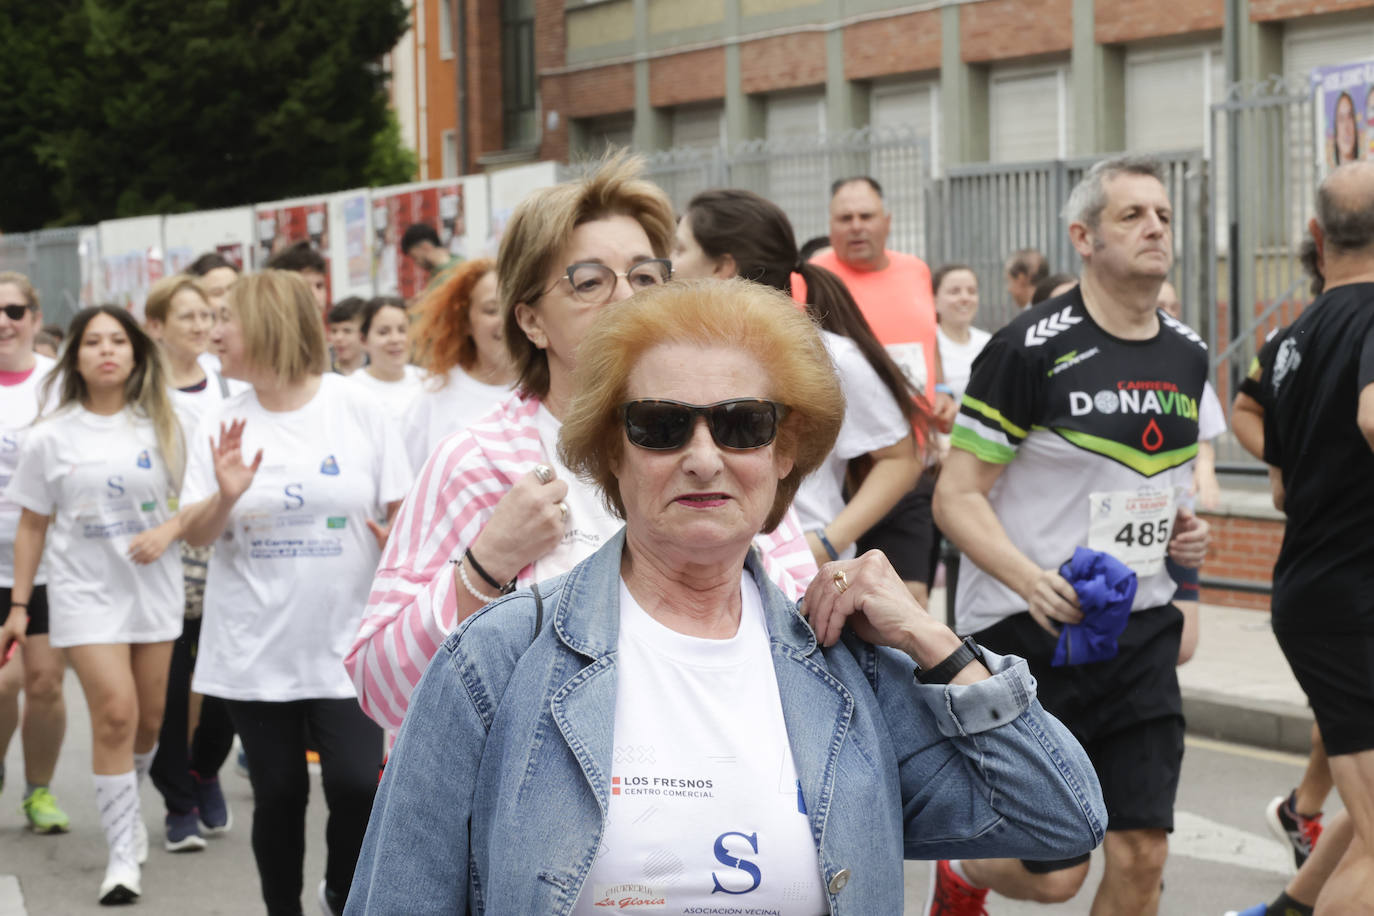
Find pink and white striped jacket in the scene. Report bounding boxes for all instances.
[346,391,820,729]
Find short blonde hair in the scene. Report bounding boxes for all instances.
[498,149,676,399]
[144,274,208,325]
[229,270,328,385]
[0,271,38,311]
[559,279,844,533]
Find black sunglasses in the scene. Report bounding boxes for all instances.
[620,398,788,451]
[2,304,36,321]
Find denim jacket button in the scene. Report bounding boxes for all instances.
[827,868,851,894]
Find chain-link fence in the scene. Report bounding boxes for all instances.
[1208,76,1319,472]
[0,228,85,329]
[640,126,932,258]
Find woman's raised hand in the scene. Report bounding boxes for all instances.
[210,419,263,504]
[468,464,570,585]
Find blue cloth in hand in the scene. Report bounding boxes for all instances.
[1052,547,1138,667]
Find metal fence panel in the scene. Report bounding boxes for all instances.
[0,228,84,329]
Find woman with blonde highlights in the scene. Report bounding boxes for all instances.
[349,280,1106,913]
[402,258,514,471]
[4,305,185,904]
[177,270,411,916]
[347,152,819,733]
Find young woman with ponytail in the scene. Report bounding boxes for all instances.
[673,188,926,568]
[2,305,186,904]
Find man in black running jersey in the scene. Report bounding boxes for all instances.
[928,156,1211,916]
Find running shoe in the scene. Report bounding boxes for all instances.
[164,810,206,852]
[1223,906,1267,916]
[317,879,345,916]
[1265,791,1322,869]
[21,786,70,834]
[133,816,148,865]
[98,856,141,906]
[925,860,989,916]
[194,775,232,835]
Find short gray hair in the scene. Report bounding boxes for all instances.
[1315,165,1374,254]
[1061,155,1168,230]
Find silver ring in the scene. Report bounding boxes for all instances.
[533,464,554,485]
[832,569,849,594]
[557,501,569,522]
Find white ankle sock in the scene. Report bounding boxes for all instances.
[133,745,157,787]
[949,859,976,886]
[94,771,140,867]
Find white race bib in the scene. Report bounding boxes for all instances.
[1087,486,1178,577]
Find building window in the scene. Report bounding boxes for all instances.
[573,112,635,158]
[502,0,538,149]
[438,0,454,60]
[442,130,459,177]
[989,64,1072,162]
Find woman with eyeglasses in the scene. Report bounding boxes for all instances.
[347,279,1106,913]
[346,153,819,730]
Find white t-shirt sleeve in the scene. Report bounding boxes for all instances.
[180,411,221,506]
[6,427,56,516]
[1198,381,1226,441]
[827,334,911,460]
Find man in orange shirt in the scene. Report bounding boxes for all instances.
[798,176,958,605]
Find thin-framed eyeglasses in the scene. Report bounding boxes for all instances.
[540,259,673,305]
[620,398,789,451]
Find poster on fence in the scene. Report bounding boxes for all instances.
[1311,59,1374,173]
[163,207,255,276]
[97,216,163,321]
[370,181,466,300]
[254,198,331,302]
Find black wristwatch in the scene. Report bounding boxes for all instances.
[914,636,985,685]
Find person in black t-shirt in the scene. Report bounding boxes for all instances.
[1263,161,1374,913]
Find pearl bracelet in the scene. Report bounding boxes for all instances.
[455,556,501,604]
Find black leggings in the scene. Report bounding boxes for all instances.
[225,698,383,916]
[150,616,235,814]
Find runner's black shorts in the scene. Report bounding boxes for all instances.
[1275,628,1374,756]
[856,470,937,585]
[971,603,1185,863]
[0,585,49,637]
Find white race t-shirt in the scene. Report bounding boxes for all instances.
[937,325,992,403]
[6,405,183,647]
[181,374,413,701]
[402,367,513,472]
[347,364,425,421]
[572,574,828,915]
[792,332,910,559]
[531,405,622,584]
[1,354,57,586]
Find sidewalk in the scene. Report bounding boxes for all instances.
[927,588,1312,754]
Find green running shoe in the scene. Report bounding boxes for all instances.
[22,787,70,834]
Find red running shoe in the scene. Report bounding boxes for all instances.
[925,860,990,915]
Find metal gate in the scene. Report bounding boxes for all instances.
[0,228,84,329]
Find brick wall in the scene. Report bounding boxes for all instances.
[961,0,1072,63]
[555,64,637,119]
[844,10,942,81]
[1251,0,1374,21]
[426,0,458,176]
[467,0,505,170]
[650,48,727,107]
[1095,0,1224,44]
[739,32,827,94]
[1197,511,1284,610]
[536,0,570,163]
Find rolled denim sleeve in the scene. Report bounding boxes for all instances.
[880,645,1106,862]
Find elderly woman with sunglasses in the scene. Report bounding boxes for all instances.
[347,279,1105,914]
[346,153,817,729]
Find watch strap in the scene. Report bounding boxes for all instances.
[914,636,984,685]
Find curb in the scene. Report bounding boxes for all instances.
[1182,687,1313,755]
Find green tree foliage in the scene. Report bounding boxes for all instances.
[2,0,413,231]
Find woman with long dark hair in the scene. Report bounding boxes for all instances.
[3,305,185,904]
[672,188,924,568]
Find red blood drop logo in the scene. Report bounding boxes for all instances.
[1141,418,1164,452]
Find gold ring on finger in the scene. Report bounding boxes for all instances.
[832,569,849,594]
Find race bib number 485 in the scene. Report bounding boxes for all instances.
[1087,486,1177,577]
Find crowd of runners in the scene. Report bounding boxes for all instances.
[0,150,1371,916]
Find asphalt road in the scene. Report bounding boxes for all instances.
[0,671,1324,914]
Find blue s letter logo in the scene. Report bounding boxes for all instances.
[283,483,305,511]
[106,475,125,498]
[711,831,762,895]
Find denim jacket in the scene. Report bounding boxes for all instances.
[347,530,1106,914]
